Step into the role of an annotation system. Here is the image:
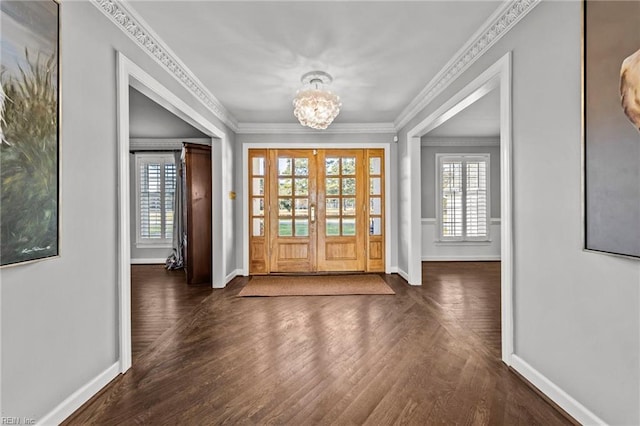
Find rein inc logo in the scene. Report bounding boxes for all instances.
[1,418,35,425]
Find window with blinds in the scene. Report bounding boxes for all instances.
[437,154,490,241]
[135,153,176,247]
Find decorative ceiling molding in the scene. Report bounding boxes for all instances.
[236,122,397,135]
[420,137,500,147]
[93,0,538,136]
[394,0,540,131]
[92,0,239,132]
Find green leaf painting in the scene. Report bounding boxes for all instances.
[1,1,59,266]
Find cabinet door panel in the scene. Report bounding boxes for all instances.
[184,143,211,284]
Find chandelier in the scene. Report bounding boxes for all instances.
[293,71,341,130]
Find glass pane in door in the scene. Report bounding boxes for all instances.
[295,178,308,196]
[326,218,340,236]
[342,158,356,175]
[342,218,356,236]
[252,178,264,195]
[326,158,340,175]
[279,219,292,236]
[295,219,309,237]
[369,157,381,175]
[323,155,359,237]
[252,157,265,176]
[277,156,311,238]
[294,158,308,175]
[278,158,292,175]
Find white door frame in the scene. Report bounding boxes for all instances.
[116,52,228,373]
[406,52,514,364]
[242,143,392,275]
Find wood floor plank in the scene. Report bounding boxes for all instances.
[64,262,573,425]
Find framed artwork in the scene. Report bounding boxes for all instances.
[583,0,640,259]
[1,0,60,266]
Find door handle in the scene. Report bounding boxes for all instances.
[310,203,316,224]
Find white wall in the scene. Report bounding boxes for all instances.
[398,2,640,424]
[0,2,236,421]
[236,132,398,272]
[421,218,501,261]
[129,87,208,139]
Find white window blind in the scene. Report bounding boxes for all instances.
[136,154,176,247]
[437,154,490,241]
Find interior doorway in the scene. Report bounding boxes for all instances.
[248,148,385,274]
[128,81,214,362]
[116,52,229,374]
[405,52,513,364]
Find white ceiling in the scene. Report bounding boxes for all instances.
[426,88,500,138]
[127,1,502,124]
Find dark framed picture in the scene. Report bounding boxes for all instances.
[1,0,60,266]
[583,0,640,259]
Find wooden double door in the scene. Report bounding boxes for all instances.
[249,148,385,274]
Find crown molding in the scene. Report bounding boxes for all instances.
[236,122,397,135]
[93,0,538,137]
[421,136,500,147]
[394,0,540,131]
[92,0,239,132]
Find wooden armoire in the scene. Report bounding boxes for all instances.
[183,143,212,284]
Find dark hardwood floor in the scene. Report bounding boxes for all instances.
[421,261,502,359]
[65,262,572,425]
[131,265,212,362]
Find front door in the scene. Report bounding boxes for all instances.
[316,149,365,272]
[269,149,317,273]
[249,148,384,274]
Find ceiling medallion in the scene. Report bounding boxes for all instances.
[293,71,341,130]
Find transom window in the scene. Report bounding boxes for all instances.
[436,154,490,241]
[135,153,176,247]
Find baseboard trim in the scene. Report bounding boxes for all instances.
[396,268,411,284]
[130,258,166,265]
[37,362,120,426]
[421,255,501,261]
[510,355,605,426]
[224,269,242,285]
[387,266,399,274]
